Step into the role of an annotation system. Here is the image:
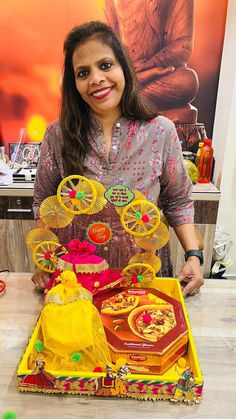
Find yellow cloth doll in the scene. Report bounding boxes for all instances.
[28,271,111,372]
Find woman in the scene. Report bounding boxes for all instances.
[32,21,203,296]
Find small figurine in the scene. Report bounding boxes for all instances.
[22,355,56,389]
[171,367,195,404]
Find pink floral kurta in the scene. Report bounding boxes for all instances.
[33,115,194,276]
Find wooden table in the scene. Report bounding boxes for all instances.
[0,274,235,419]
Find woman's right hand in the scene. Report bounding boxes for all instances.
[31,267,50,291]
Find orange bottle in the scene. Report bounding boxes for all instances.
[197,139,214,183]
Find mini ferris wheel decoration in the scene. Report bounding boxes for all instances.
[120,199,160,237]
[57,175,97,214]
[32,241,67,273]
[27,175,169,279]
[121,262,156,287]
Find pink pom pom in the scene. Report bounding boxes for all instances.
[142,214,150,223]
[43,251,51,260]
[131,274,138,284]
[69,190,76,199]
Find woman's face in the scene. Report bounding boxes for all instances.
[72,38,125,119]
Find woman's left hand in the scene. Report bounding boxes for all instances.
[178,257,204,297]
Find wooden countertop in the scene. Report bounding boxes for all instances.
[0,274,235,418]
[0,182,220,200]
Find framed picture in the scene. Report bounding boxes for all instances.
[9,142,41,167]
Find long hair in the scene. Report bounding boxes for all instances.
[60,21,156,175]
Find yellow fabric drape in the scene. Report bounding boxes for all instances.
[28,272,111,372]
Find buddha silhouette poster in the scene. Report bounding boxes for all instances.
[0,0,228,146]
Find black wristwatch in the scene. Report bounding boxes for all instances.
[185,249,204,266]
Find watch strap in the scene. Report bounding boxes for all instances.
[185,249,204,266]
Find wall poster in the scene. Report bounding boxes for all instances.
[0,0,228,150]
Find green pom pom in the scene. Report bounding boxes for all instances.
[137,274,144,282]
[70,352,82,362]
[75,191,84,200]
[2,412,17,419]
[35,339,44,353]
[135,211,142,220]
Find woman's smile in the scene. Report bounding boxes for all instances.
[91,86,113,100]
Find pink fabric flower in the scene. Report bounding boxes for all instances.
[66,240,96,255]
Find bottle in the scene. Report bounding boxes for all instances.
[197,139,214,183]
[195,141,204,167]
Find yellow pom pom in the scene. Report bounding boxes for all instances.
[178,357,187,368]
[94,281,100,288]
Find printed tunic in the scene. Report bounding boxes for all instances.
[33,115,194,276]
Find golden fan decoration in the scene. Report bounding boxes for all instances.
[128,253,161,273]
[134,221,169,251]
[57,175,97,214]
[40,195,74,228]
[26,228,59,250]
[32,241,67,273]
[87,179,107,214]
[120,199,160,237]
[115,189,147,215]
[121,262,156,287]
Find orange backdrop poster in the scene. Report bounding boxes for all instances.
[0,0,227,147]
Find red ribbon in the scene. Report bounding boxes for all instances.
[0,279,6,295]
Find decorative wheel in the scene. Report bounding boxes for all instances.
[134,222,169,251]
[120,199,160,236]
[57,175,97,214]
[115,189,147,215]
[121,262,156,287]
[40,195,74,228]
[32,241,67,272]
[26,228,58,249]
[128,253,161,274]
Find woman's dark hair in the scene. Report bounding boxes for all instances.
[60,21,156,175]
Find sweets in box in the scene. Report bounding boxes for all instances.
[17,176,203,403]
